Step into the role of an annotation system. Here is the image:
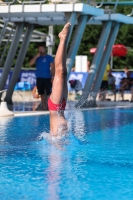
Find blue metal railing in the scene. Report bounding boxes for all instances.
[97,0,133,6]
[127,8,133,16]
[0,0,96,6]
[96,0,119,11]
[0,0,47,13]
[0,0,132,14]
[0,0,99,14]
[97,0,133,16]
[0,0,133,6]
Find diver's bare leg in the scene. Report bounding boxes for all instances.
[50,23,71,104]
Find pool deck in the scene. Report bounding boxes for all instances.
[12,100,133,117]
[1,91,133,117]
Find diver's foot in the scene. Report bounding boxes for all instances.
[58,22,71,40]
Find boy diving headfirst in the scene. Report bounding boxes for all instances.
[48,23,71,138]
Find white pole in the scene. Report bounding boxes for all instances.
[0,89,7,94]
[110,55,113,69]
[48,26,53,55]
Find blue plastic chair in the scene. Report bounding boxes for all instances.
[14,82,31,91]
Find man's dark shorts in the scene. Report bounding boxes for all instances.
[100,80,108,90]
[36,78,52,95]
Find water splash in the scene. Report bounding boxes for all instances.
[39,91,97,144]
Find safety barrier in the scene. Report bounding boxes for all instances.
[1,70,133,90]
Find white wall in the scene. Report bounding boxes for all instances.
[75,55,87,72]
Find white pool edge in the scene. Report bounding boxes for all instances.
[13,105,133,117]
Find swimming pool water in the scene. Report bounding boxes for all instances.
[0,108,133,200]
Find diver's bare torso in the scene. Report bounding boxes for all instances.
[49,111,68,137]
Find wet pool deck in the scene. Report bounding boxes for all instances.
[3,91,133,117]
[12,100,133,117]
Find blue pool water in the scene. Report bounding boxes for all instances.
[0,108,133,200]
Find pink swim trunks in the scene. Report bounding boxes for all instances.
[48,98,66,111]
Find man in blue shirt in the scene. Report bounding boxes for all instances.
[30,44,54,110]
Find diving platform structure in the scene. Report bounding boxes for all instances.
[0,0,104,105]
[77,12,133,108]
[0,0,133,108]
